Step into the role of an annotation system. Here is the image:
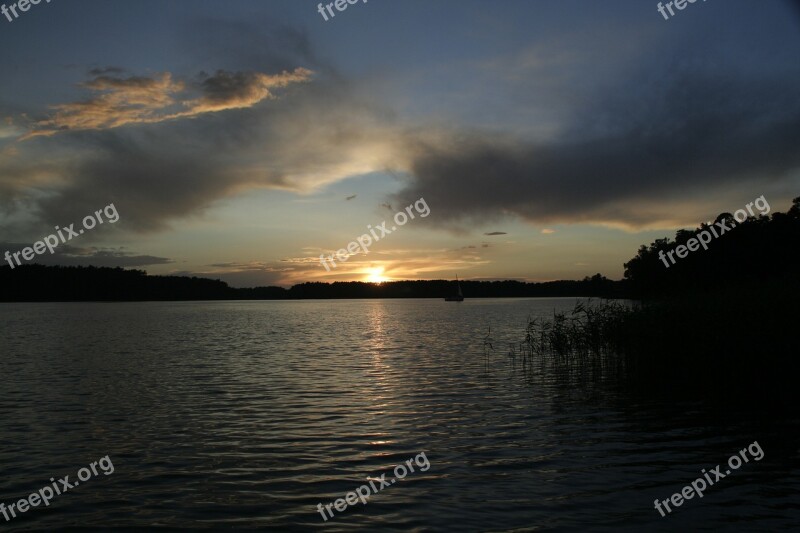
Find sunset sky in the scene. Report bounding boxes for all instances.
[1,0,799,287]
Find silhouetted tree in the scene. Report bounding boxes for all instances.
[623,198,800,299]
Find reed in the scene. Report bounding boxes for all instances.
[520,300,634,362]
[513,284,797,404]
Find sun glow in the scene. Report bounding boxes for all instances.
[365,267,389,284]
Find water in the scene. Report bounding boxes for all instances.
[0,299,798,531]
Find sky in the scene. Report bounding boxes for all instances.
[1,0,799,287]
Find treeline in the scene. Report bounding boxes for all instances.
[623,197,800,298]
[0,265,233,301]
[281,275,623,299]
[0,266,624,302]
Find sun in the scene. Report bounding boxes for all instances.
[365,267,389,284]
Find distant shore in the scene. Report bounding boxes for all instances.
[0,265,625,302]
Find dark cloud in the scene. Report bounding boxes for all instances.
[346,194,357,201]
[87,66,126,76]
[0,243,171,268]
[484,231,507,236]
[189,69,313,114]
[392,66,800,229]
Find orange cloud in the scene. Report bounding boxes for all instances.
[22,68,312,139]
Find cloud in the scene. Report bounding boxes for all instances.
[0,243,171,268]
[346,194,357,201]
[2,61,395,233]
[187,69,313,114]
[22,68,312,139]
[24,73,184,138]
[4,15,800,248]
[0,23,387,236]
[484,231,507,235]
[541,228,556,234]
[391,64,800,230]
[87,66,127,76]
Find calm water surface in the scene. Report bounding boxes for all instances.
[0,299,798,531]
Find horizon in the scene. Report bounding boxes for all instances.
[0,265,620,290]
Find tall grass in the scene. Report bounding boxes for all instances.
[522,300,634,362]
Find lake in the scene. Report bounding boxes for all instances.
[0,299,797,531]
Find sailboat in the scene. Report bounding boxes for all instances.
[445,275,464,301]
